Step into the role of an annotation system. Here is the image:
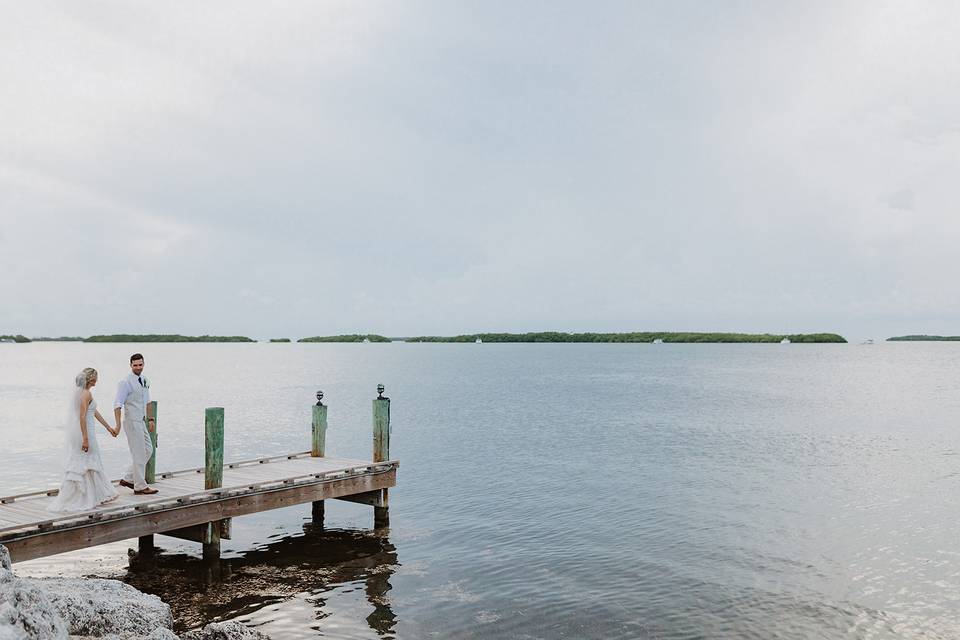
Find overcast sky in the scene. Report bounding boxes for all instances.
[2,1,959,340]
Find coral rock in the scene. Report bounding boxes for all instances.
[180,621,270,640]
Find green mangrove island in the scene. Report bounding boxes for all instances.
[3,331,850,344]
[887,335,960,341]
[298,334,391,343]
[405,332,847,343]
[85,334,255,343]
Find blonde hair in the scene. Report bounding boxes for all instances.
[75,367,98,389]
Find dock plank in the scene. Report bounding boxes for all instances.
[153,477,203,492]
[1,501,54,521]
[0,512,34,527]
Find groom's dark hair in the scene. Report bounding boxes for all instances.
[130,353,144,363]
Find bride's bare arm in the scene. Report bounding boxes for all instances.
[94,410,118,437]
[79,391,91,452]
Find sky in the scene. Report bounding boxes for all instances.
[1,1,959,340]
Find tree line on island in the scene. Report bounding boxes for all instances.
[298,334,391,342]
[85,334,256,342]
[8,332,960,344]
[403,332,847,343]
[4,332,846,343]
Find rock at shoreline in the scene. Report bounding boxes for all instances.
[84,630,178,640]
[179,622,269,640]
[0,565,68,639]
[1,545,269,640]
[39,577,172,638]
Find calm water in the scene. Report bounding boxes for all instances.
[2,342,959,639]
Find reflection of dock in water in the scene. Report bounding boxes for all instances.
[123,525,399,636]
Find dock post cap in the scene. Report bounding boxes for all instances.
[315,390,324,406]
[376,384,385,399]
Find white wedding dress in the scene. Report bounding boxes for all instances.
[48,398,119,513]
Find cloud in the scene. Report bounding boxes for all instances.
[2,1,960,339]
[882,189,915,212]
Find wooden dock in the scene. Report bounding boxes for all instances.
[1,390,397,564]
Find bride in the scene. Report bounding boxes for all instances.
[47,367,121,513]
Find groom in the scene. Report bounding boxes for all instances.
[114,353,158,495]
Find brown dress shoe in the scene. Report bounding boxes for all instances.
[119,480,135,489]
[134,487,159,495]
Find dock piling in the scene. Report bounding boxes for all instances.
[205,408,224,490]
[137,534,154,558]
[203,407,224,560]
[373,385,390,528]
[312,392,327,457]
[311,392,327,525]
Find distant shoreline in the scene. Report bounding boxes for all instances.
[299,334,390,343]
[0,331,853,344]
[84,334,255,343]
[403,332,847,343]
[887,335,960,341]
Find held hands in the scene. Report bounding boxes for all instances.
[81,439,89,453]
[147,418,156,433]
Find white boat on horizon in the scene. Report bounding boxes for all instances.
[652,338,664,344]
[475,337,483,344]
[780,338,791,344]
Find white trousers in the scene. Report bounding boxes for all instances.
[122,419,154,490]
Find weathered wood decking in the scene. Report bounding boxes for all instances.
[0,452,398,563]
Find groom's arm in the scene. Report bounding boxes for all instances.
[114,379,129,432]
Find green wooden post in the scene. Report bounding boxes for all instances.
[205,408,224,490]
[203,407,224,560]
[373,385,390,527]
[312,404,327,457]
[311,396,328,525]
[138,400,159,555]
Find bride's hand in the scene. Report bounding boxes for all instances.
[81,440,89,452]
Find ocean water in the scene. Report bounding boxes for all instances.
[1,342,959,639]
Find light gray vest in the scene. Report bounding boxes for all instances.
[123,374,147,425]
